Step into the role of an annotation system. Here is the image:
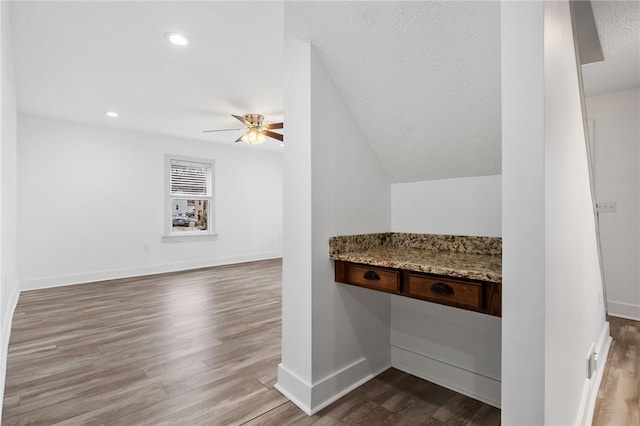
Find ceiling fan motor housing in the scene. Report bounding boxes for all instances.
[244,113,264,128]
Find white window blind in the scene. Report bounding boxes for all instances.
[170,159,211,197]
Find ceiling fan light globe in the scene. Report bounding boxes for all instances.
[241,129,265,145]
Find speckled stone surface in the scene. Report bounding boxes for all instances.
[329,233,502,283]
[328,233,389,256]
[387,233,501,256]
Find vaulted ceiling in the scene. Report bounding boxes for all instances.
[286,1,501,182]
[9,1,639,182]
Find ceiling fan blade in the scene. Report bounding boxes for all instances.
[203,128,242,133]
[264,130,284,142]
[232,114,252,127]
[234,134,245,143]
[264,122,283,130]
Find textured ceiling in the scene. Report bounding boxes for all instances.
[286,1,502,182]
[582,0,640,96]
[9,1,638,181]
[9,1,284,152]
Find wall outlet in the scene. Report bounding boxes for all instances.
[596,201,616,213]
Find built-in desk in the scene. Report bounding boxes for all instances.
[329,233,502,317]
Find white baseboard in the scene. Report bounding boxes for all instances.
[19,252,282,291]
[310,348,390,411]
[0,285,20,420]
[274,364,313,415]
[607,300,640,321]
[577,320,612,426]
[391,345,501,408]
[275,348,391,415]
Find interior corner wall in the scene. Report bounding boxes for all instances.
[544,2,608,424]
[17,114,283,290]
[0,1,20,417]
[277,35,391,415]
[388,175,502,407]
[586,88,640,321]
[501,1,546,424]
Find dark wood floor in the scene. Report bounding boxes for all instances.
[4,259,500,424]
[593,315,640,426]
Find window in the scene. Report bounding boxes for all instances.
[165,155,215,240]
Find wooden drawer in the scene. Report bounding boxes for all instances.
[336,262,400,294]
[404,273,483,311]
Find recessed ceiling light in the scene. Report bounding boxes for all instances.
[165,32,190,46]
[105,111,119,118]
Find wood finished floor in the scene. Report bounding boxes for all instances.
[593,315,640,426]
[2,259,501,425]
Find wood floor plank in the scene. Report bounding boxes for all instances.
[242,401,313,425]
[340,400,393,424]
[4,259,503,425]
[432,393,484,424]
[467,404,502,426]
[593,316,640,426]
[54,385,169,426]
[106,375,271,426]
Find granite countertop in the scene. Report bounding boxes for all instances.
[329,233,502,283]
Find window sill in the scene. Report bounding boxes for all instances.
[162,233,219,243]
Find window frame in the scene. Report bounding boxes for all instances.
[162,154,217,243]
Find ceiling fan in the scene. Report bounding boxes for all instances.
[203,113,284,145]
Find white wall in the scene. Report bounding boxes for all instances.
[586,88,640,320]
[277,35,391,414]
[390,298,502,406]
[501,3,547,423]
[389,175,502,407]
[391,175,502,237]
[544,2,609,424]
[277,34,313,407]
[0,1,20,416]
[502,1,609,424]
[309,43,391,403]
[17,114,283,289]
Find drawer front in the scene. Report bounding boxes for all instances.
[344,265,400,293]
[405,273,483,310]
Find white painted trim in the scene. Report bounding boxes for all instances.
[19,252,282,291]
[165,154,216,237]
[161,233,219,243]
[275,348,391,416]
[0,285,20,420]
[310,348,390,413]
[607,301,640,321]
[577,321,612,426]
[391,345,501,408]
[274,364,313,415]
